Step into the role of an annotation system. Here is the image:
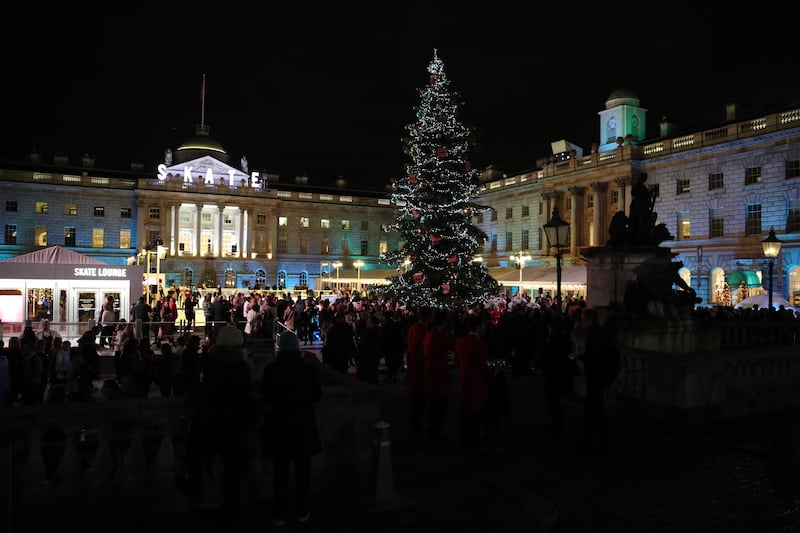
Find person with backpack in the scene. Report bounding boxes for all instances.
[577,307,619,456]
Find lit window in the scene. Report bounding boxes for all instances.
[120,230,131,249]
[92,228,104,247]
[300,217,309,228]
[278,216,288,227]
[677,179,690,195]
[65,204,77,216]
[678,214,690,240]
[341,220,350,230]
[321,219,330,229]
[36,202,48,214]
[35,226,47,246]
[94,207,104,217]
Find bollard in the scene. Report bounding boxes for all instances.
[370,421,395,502]
[365,421,412,513]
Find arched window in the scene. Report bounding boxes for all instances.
[788,265,800,308]
[224,268,236,288]
[299,271,308,287]
[677,267,692,290]
[181,267,193,288]
[277,271,287,290]
[255,268,266,289]
[710,267,725,304]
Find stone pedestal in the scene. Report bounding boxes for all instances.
[583,245,678,310]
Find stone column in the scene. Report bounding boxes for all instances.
[616,177,632,216]
[217,205,224,257]
[194,204,202,256]
[591,182,608,247]
[237,207,245,256]
[568,186,585,256]
[171,204,179,255]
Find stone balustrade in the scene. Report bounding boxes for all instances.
[606,319,800,422]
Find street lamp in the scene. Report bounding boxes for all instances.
[320,261,330,290]
[354,260,365,292]
[543,207,570,313]
[761,227,783,311]
[332,261,343,291]
[509,251,532,296]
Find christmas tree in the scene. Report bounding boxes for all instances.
[379,49,499,310]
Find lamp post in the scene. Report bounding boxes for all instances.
[353,260,365,292]
[320,262,330,290]
[543,207,570,313]
[761,227,783,311]
[509,252,532,296]
[332,261,343,291]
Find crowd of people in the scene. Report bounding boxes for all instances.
[1,287,798,525]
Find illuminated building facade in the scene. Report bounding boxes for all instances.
[1,90,798,317]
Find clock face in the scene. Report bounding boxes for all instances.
[608,117,617,129]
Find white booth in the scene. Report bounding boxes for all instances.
[0,246,144,341]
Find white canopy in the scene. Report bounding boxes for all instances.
[734,293,795,311]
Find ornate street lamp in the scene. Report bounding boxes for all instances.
[332,261,343,291]
[509,252,532,296]
[543,208,570,313]
[353,260,365,291]
[761,227,783,311]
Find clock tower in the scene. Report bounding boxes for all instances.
[597,89,648,153]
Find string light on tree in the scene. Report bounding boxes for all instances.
[379,49,498,309]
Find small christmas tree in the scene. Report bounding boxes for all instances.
[379,49,498,310]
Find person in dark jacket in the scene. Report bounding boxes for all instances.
[540,317,575,439]
[577,308,618,455]
[260,330,322,525]
[178,324,254,522]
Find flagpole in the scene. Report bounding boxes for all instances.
[201,74,206,129]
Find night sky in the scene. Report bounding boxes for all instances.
[4,3,799,188]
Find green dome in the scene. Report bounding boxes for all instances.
[174,125,230,163]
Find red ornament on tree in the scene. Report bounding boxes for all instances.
[412,209,421,218]
[436,148,448,158]
[413,272,423,284]
[409,174,417,184]
[447,255,458,263]
[431,234,442,242]
[441,283,451,294]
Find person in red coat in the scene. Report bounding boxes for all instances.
[405,306,433,433]
[423,309,456,444]
[453,315,495,454]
